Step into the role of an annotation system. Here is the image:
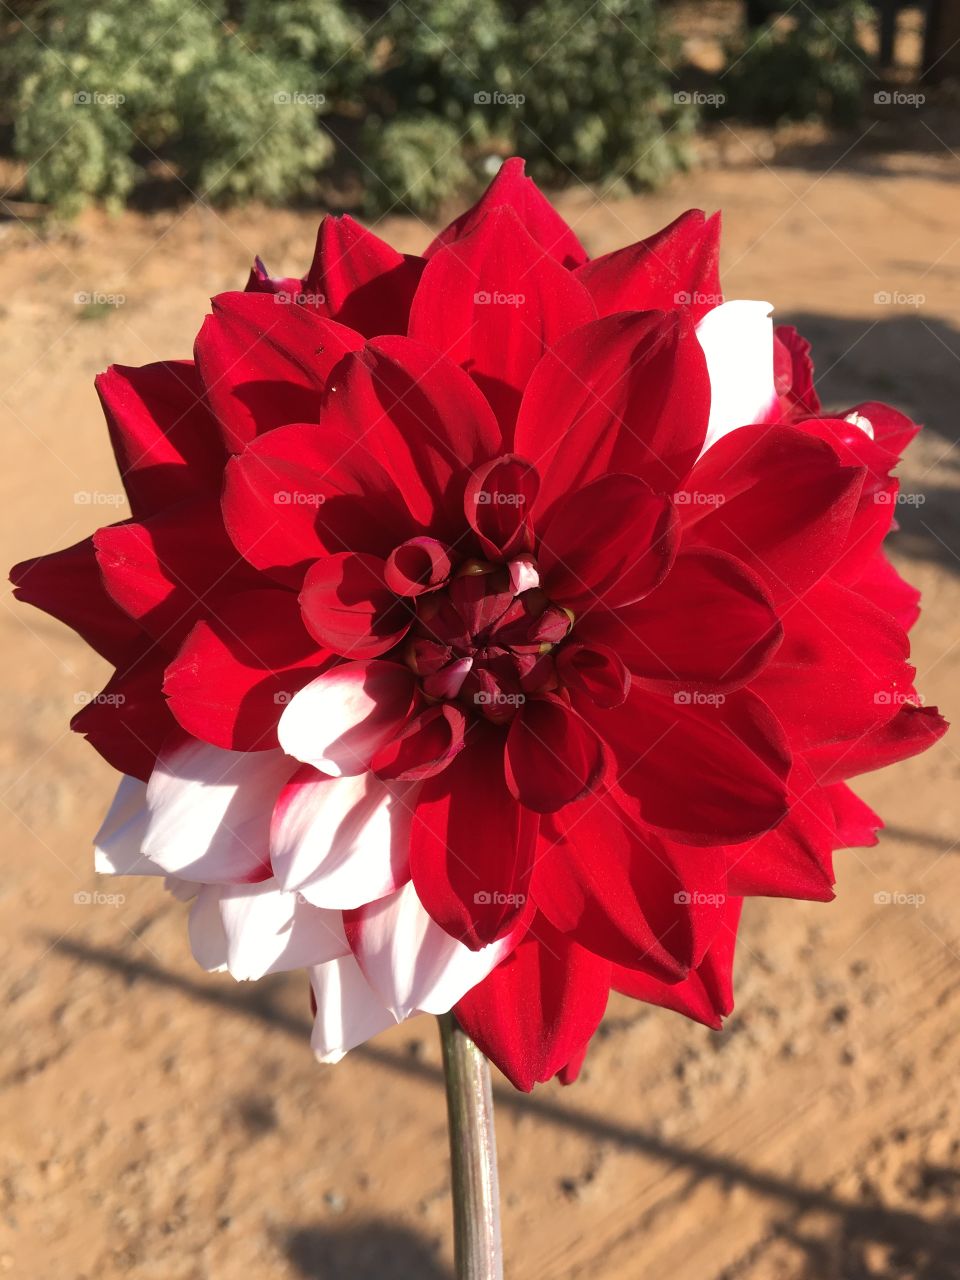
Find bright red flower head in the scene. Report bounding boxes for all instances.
[11,158,946,1090]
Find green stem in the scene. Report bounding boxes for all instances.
[437,1012,504,1280]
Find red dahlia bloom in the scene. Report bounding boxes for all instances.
[11,159,946,1091]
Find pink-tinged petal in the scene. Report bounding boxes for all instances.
[409,206,595,433]
[222,420,415,585]
[93,775,155,876]
[574,209,721,321]
[94,497,257,647]
[319,337,502,538]
[538,474,678,610]
[751,579,912,752]
[454,914,611,1092]
[585,549,782,694]
[679,426,865,606]
[555,644,630,709]
[534,794,725,975]
[410,724,539,948]
[464,455,539,559]
[11,537,142,666]
[612,897,742,1030]
[164,587,329,752]
[277,660,417,777]
[142,740,295,883]
[384,538,454,597]
[300,552,411,659]
[371,704,467,781]
[515,310,710,507]
[504,696,605,813]
[695,300,779,452]
[304,214,425,337]
[71,646,177,782]
[95,360,224,518]
[508,556,540,595]
[309,956,397,1063]
[805,703,948,785]
[270,766,415,909]
[825,783,883,849]
[589,685,791,845]
[214,880,349,980]
[193,292,364,452]
[426,157,587,269]
[345,881,523,1020]
[188,885,229,972]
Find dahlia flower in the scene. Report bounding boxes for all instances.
[12,159,945,1092]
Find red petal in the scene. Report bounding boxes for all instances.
[514,310,710,508]
[845,550,920,632]
[193,292,364,452]
[555,644,630,709]
[72,646,177,781]
[539,473,678,610]
[163,587,329,751]
[384,538,453,597]
[11,537,141,665]
[805,703,947,784]
[300,552,411,659]
[409,206,595,434]
[304,214,424,337]
[370,704,467,781]
[504,695,606,813]
[410,725,539,948]
[454,915,611,1092]
[680,426,865,605]
[842,400,920,459]
[464,454,539,560]
[426,157,587,269]
[825,782,883,848]
[773,324,821,418]
[573,209,721,322]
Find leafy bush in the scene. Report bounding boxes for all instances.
[721,2,872,127]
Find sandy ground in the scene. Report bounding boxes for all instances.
[2,112,960,1279]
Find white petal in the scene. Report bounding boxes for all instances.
[309,955,398,1062]
[217,880,348,980]
[142,741,294,883]
[844,409,875,439]
[94,775,157,876]
[277,662,412,777]
[350,881,518,1020]
[695,300,779,454]
[271,770,416,910]
[188,884,229,972]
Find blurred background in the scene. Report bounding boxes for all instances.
[1,2,959,1277]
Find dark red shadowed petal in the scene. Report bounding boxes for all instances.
[93,497,258,648]
[612,897,742,1031]
[504,695,605,813]
[300,552,412,660]
[538,473,678,610]
[680,426,866,605]
[426,157,588,269]
[304,214,425,337]
[244,256,302,296]
[454,914,611,1092]
[573,209,721,322]
[95,361,224,519]
[371,704,467,781]
[555,643,630,709]
[555,1043,589,1086]
[193,293,364,452]
[384,538,454,597]
[805,702,948,785]
[163,587,331,752]
[581,548,782,695]
[514,310,710,509]
[773,324,821,419]
[825,782,883,849]
[464,455,539,560]
[588,685,792,845]
[319,337,502,539]
[409,723,539,949]
[409,206,595,434]
[222,421,416,586]
[72,645,177,781]
[11,537,142,665]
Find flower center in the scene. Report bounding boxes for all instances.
[404,559,573,722]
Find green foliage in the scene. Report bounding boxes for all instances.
[5,0,691,217]
[721,2,872,127]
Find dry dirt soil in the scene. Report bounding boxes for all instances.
[2,118,960,1280]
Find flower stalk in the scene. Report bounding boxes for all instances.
[438,1012,503,1280]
